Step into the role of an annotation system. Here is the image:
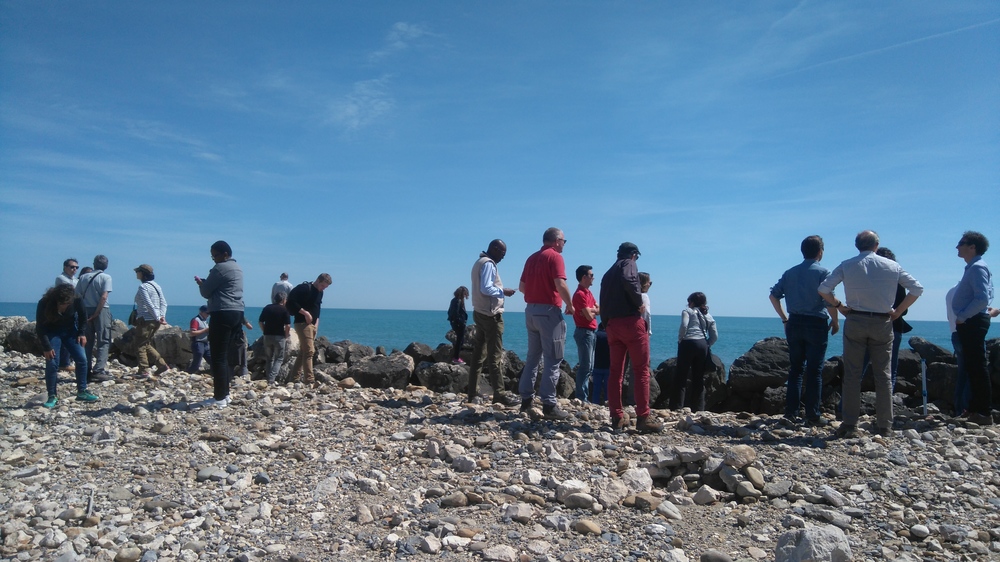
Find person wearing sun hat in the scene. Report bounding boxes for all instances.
[133,263,170,378]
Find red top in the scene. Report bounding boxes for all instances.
[520,246,567,306]
[572,286,597,329]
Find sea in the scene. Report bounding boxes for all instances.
[1,302,956,372]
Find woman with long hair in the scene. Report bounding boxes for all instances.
[35,284,98,408]
[670,292,718,412]
[448,286,470,363]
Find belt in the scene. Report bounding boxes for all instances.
[848,310,890,317]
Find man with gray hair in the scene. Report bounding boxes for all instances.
[75,255,114,382]
[819,230,922,438]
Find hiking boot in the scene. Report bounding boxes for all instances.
[779,415,799,427]
[520,399,533,413]
[43,395,58,409]
[154,363,169,376]
[610,414,629,433]
[835,423,858,439]
[636,415,664,434]
[542,405,571,421]
[60,365,76,372]
[88,372,113,383]
[76,391,99,403]
[876,426,892,438]
[492,391,521,407]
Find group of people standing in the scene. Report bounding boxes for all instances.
[770,230,995,435]
[457,228,722,434]
[455,227,995,435]
[36,240,333,410]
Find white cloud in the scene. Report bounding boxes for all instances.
[369,22,434,61]
[326,77,394,131]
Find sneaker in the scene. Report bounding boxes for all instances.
[805,417,829,428]
[520,399,533,413]
[76,391,99,402]
[88,372,113,383]
[42,395,58,409]
[492,391,521,407]
[835,424,858,439]
[542,405,571,421]
[636,415,664,434]
[452,358,465,364]
[779,415,799,427]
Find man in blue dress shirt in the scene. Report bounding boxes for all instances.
[952,231,995,426]
[819,230,923,438]
[769,235,840,426]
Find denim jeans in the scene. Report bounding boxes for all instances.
[573,327,596,401]
[263,335,286,383]
[518,304,567,406]
[188,340,210,373]
[784,315,829,420]
[606,316,651,419]
[957,313,992,415]
[591,368,609,404]
[208,309,243,400]
[43,330,88,397]
[952,331,970,415]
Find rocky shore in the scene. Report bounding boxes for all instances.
[1,316,999,561]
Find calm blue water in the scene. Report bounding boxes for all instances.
[1,302,955,371]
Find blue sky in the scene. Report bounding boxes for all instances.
[1,1,997,321]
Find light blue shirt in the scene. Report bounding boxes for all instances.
[771,259,832,318]
[819,251,922,313]
[952,256,993,322]
[478,261,505,299]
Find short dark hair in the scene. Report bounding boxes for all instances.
[273,292,287,304]
[855,230,879,252]
[211,240,233,258]
[63,258,78,268]
[639,272,650,286]
[93,255,109,271]
[575,265,592,282]
[961,231,989,255]
[875,247,896,262]
[316,273,332,285]
[800,236,823,260]
[280,272,289,280]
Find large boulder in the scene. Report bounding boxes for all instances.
[404,342,436,366]
[0,316,29,349]
[652,354,727,411]
[348,351,415,389]
[113,325,191,368]
[908,336,955,365]
[415,361,470,394]
[4,321,42,355]
[728,338,790,392]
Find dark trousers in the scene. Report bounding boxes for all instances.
[451,321,466,360]
[189,340,210,373]
[672,338,709,411]
[208,310,242,400]
[785,315,829,420]
[467,311,505,397]
[958,313,992,415]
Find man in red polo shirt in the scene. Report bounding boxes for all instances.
[517,227,575,420]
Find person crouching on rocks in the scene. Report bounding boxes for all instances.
[133,264,170,378]
[36,284,99,408]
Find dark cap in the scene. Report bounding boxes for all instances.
[617,242,641,258]
[134,264,154,276]
[198,305,209,312]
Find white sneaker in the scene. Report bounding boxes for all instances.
[215,396,230,408]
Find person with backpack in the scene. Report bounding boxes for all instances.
[132,264,170,378]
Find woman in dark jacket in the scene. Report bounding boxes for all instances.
[448,286,470,363]
[36,284,99,408]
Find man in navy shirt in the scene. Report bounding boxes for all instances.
[769,235,839,426]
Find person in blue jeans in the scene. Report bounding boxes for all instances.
[571,265,599,401]
[35,284,99,408]
[769,235,839,425]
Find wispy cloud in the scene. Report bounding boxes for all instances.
[369,22,435,62]
[325,77,394,132]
